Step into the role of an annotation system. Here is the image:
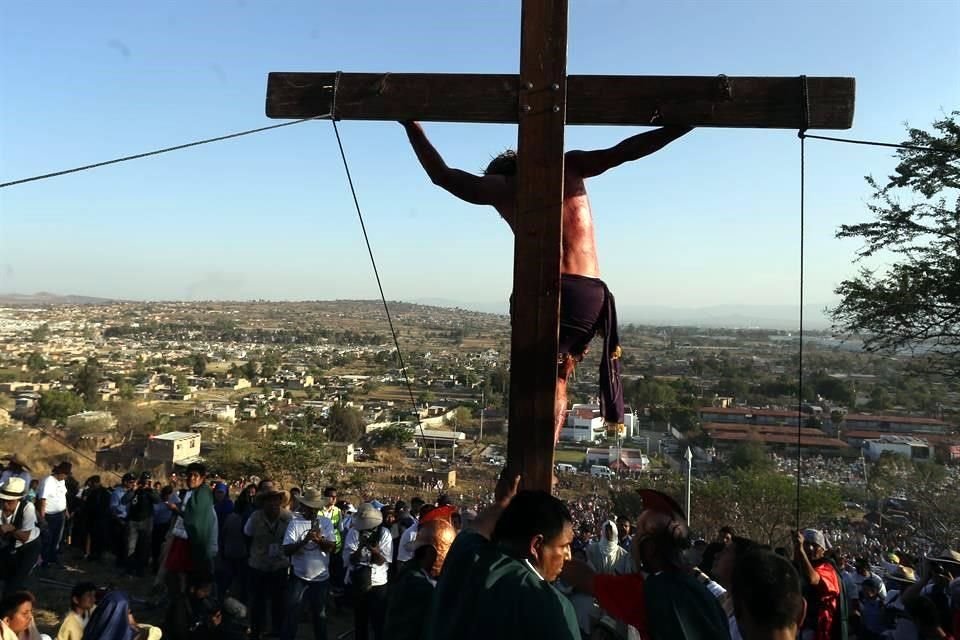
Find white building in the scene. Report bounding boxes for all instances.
[559,403,637,442]
[560,404,605,443]
[146,431,202,465]
[863,435,931,462]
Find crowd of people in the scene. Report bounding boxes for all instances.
[1,452,958,640]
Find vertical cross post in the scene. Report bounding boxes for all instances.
[506,0,569,492]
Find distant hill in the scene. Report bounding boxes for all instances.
[0,292,119,306]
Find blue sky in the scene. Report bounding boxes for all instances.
[1,1,958,321]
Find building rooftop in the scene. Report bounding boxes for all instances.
[151,431,198,441]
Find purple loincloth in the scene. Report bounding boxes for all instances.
[558,274,624,427]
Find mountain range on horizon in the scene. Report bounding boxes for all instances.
[0,292,835,330]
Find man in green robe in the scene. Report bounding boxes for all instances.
[425,476,580,640]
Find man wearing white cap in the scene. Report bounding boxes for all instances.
[794,528,842,640]
[0,477,41,595]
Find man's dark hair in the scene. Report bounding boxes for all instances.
[185,462,207,476]
[410,496,425,510]
[71,581,97,603]
[732,550,804,633]
[492,491,572,552]
[0,591,35,620]
[484,150,517,177]
[323,486,337,497]
[719,525,735,536]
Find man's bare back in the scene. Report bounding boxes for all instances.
[493,166,599,277]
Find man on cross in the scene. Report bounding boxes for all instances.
[401,121,692,442]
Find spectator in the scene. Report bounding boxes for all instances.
[55,582,97,640]
[794,528,842,640]
[79,476,110,562]
[852,576,885,640]
[244,487,291,640]
[0,591,35,640]
[718,526,736,547]
[616,516,633,551]
[83,590,159,640]
[0,478,41,596]
[383,519,456,640]
[561,489,731,639]
[586,519,631,575]
[151,486,176,570]
[732,550,806,640]
[121,473,159,577]
[110,474,135,569]
[212,484,234,526]
[165,462,217,594]
[0,457,31,496]
[37,462,71,569]
[426,476,580,640]
[344,503,392,640]
[281,488,336,640]
[318,487,344,592]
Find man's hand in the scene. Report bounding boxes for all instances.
[0,523,15,535]
[793,530,805,551]
[560,559,597,595]
[495,471,521,508]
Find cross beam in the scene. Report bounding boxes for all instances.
[266,72,855,129]
[265,1,854,492]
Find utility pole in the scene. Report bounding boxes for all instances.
[479,390,485,442]
[685,446,693,524]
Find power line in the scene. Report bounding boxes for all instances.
[800,133,960,156]
[328,118,432,457]
[0,113,332,189]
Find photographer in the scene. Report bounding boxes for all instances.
[121,472,159,577]
[281,489,336,640]
[344,503,392,640]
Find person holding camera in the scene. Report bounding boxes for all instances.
[121,472,159,577]
[344,503,392,640]
[281,488,336,640]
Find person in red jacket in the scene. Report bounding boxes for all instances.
[794,529,840,640]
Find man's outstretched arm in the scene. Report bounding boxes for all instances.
[566,126,693,178]
[400,121,510,206]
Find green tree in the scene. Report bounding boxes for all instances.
[30,324,50,342]
[74,359,102,407]
[191,354,208,377]
[728,440,773,471]
[26,352,46,373]
[327,403,365,443]
[37,390,85,421]
[366,424,414,450]
[261,431,332,489]
[867,386,890,411]
[831,112,960,374]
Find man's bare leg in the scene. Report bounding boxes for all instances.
[554,357,576,445]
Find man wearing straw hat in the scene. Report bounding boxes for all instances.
[0,477,41,595]
[0,455,31,493]
[281,488,335,640]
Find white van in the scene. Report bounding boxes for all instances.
[556,463,577,475]
[590,465,615,479]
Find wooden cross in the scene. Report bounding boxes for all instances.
[264,0,855,492]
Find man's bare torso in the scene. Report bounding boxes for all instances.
[494,164,600,278]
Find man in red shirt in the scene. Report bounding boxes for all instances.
[794,529,841,640]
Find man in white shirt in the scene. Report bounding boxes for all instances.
[0,476,42,594]
[344,503,392,640]
[37,461,71,568]
[282,488,336,640]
